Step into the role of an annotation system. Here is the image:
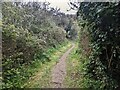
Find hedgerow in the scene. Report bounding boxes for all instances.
[77,2,120,89]
[2,2,68,88]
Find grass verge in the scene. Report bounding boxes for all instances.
[23,41,72,88]
[63,43,84,88]
[63,43,100,89]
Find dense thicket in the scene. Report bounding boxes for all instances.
[2,2,78,88]
[77,2,120,89]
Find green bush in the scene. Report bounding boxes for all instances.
[2,2,67,88]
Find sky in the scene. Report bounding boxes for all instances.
[22,0,78,14]
[45,0,78,14]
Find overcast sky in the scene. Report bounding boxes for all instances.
[45,0,78,14]
[21,0,78,14]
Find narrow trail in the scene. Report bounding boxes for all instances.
[51,44,75,88]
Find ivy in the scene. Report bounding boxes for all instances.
[78,2,120,89]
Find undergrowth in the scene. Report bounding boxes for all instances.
[2,41,71,89]
[23,41,72,88]
[64,43,83,88]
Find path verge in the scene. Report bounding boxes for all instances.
[23,42,72,88]
[51,44,75,88]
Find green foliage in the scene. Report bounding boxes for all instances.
[2,2,69,89]
[23,41,71,88]
[77,2,120,89]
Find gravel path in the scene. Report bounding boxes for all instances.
[52,44,75,88]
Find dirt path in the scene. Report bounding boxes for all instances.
[51,44,75,88]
